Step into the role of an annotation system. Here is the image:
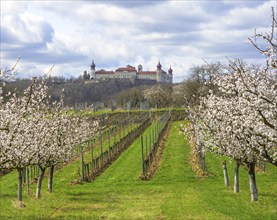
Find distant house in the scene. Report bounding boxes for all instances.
[89,61,173,83]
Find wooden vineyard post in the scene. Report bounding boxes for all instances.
[234,159,240,193]
[86,164,90,178]
[153,125,156,144]
[145,135,148,159]
[114,130,117,155]
[119,125,121,140]
[91,140,94,177]
[32,166,34,179]
[100,132,103,165]
[149,132,152,152]
[31,166,32,180]
[108,128,111,148]
[80,145,85,181]
[149,132,153,164]
[141,136,145,177]
[26,166,30,196]
[32,166,35,180]
[223,160,230,187]
[152,129,154,149]
[31,166,35,179]
[108,128,111,162]
[262,161,267,172]
[33,166,35,179]
[155,124,158,140]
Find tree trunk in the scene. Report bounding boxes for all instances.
[17,167,24,206]
[234,159,240,193]
[22,167,26,184]
[247,162,258,201]
[222,160,229,186]
[202,155,206,172]
[36,167,46,199]
[48,165,54,193]
[198,151,206,172]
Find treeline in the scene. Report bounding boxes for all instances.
[2,72,213,110]
[2,77,155,108]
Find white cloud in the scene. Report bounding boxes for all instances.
[1,0,275,82]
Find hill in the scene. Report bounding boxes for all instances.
[2,77,163,108]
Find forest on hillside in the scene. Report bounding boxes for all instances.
[2,70,213,110]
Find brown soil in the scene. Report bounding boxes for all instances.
[184,133,209,178]
[141,121,172,180]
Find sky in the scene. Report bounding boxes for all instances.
[1,0,276,82]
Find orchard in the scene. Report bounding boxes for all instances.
[183,8,276,201]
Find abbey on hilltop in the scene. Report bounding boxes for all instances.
[87,60,173,83]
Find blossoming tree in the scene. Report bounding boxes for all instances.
[34,109,98,198]
[185,8,276,201]
[0,67,99,204]
[0,78,50,206]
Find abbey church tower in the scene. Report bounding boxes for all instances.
[156,61,162,82]
[90,60,96,79]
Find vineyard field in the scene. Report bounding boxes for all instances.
[0,121,276,219]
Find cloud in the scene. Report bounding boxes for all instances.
[84,0,166,9]
[1,13,54,44]
[1,11,55,66]
[1,0,275,82]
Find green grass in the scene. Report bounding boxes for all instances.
[0,122,276,219]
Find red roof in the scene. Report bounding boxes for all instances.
[115,65,136,72]
[96,70,115,74]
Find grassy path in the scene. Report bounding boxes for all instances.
[0,121,276,219]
